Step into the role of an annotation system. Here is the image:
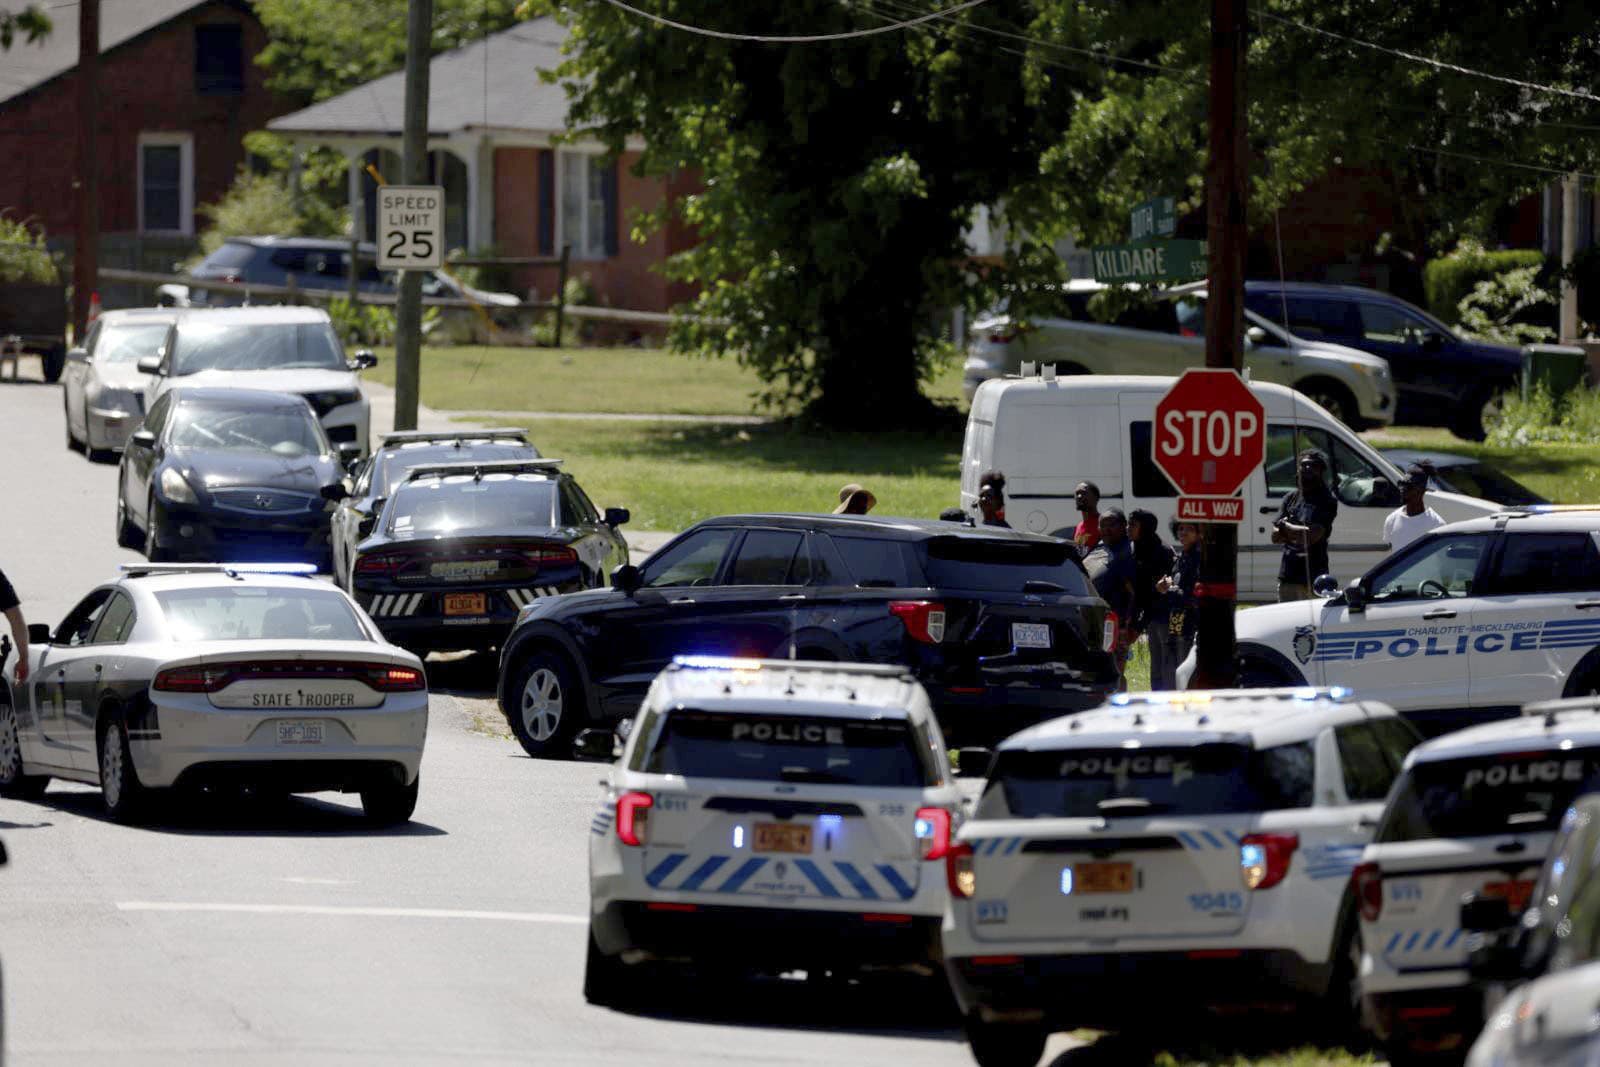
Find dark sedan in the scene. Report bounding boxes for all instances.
[1380,448,1548,507]
[115,386,357,566]
[497,514,1121,758]
[346,459,629,655]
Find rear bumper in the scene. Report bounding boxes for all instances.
[87,407,140,451]
[152,500,331,565]
[318,401,370,457]
[368,614,516,652]
[945,949,1331,1025]
[593,900,941,971]
[1363,987,1483,1049]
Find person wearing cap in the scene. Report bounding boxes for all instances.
[977,470,1011,528]
[834,483,876,515]
[1383,464,1444,555]
[1271,449,1338,602]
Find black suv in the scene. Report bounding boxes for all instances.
[496,515,1119,757]
[1242,281,1523,439]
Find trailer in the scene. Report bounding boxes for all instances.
[0,280,68,382]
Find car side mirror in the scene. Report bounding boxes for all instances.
[320,482,349,502]
[1460,893,1515,933]
[955,746,994,779]
[604,506,630,527]
[349,349,378,371]
[1312,574,1341,598]
[27,623,50,645]
[67,346,88,364]
[1245,325,1266,348]
[136,355,162,375]
[1344,580,1366,613]
[357,504,381,538]
[129,429,156,450]
[572,728,618,762]
[335,442,363,470]
[612,564,642,595]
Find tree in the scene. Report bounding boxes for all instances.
[0,3,48,49]
[527,0,1080,428]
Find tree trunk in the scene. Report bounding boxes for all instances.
[811,301,928,429]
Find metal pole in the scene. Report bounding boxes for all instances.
[1191,0,1248,689]
[71,0,100,340]
[1561,174,1581,343]
[392,0,433,431]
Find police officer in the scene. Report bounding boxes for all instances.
[0,567,28,682]
[1271,449,1338,602]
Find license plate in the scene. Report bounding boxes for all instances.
[1011,622,1051,649]
[276,720,325,745]
[1483,879,1536,912]
[1074,861,1134,894]
[444,593,487,616]
[753,823,813,854]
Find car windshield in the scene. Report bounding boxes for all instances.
[1378,748,1600,842]
[172,321,346,375]
[94,322,169,364]
[1436,463,1548,507]
[387,474,557,536]
[374,443,539,498]
[155,587,368,642]
[977,742,1316,818]
[195,242,257,271]
[920,536,1092,595]
[641,709,933,787]
[169,401,327,457]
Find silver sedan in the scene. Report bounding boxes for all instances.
[63,308,178,458]
[0,563,428,824]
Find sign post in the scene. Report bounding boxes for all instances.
[376,185,445,271]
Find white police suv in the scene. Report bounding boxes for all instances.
[941,688,1420,1067]
[1353,700,1600,1065]
[581,656,962,1007]
[1187,511,1600,736]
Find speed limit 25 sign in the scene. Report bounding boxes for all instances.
[376,185,445,270]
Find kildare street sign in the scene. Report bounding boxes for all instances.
[1153,368,1265,523]
[1090,239,1207,285]
[1129,196,1176,241]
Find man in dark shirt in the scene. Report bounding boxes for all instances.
[1083,509,1137,684]
[1272,450,1338,602]
[0,568,28,682]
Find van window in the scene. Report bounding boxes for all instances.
[1377,749,1600,842]
[1129,422,1178,497]
[920,537,1091,595]
[1264,426,1396,507]
[642,710,934,787]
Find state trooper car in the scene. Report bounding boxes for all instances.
[581,657,962,1007]
[941,688,1421,1067]
[1353,700,1600,1065]
[1183,511,1600,736]
[0,563,428,824]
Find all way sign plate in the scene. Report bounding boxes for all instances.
[1177,496,1244,523]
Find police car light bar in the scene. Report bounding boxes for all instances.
[1110,686,1353,707]
[119,562,320,579]
[380,429,530,448]
[403,459,564,482]
[670,655,911,678]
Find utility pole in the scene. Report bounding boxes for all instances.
[392,0,433,431]
[1561,174,1581,342]
[1191,0,1248,688]
[72,0,100,341]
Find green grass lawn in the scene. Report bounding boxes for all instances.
[367,345,966,416]
[1366,426,1600,503]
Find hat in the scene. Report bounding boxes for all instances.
[834,483,877,514]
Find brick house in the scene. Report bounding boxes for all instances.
[0,0,286,253]
[268,17,697,313]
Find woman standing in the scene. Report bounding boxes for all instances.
[1154,520,1202,689]
[1128,510,1175,689]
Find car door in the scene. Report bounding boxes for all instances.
[1467,531,1600,714]
[1352,300,1443,412]
[331,458,378,587]
[1302,531,1491,716]
[31,589,112,773]
[65,591,138,773]
[65,321,100,440]
[122,391,172,526]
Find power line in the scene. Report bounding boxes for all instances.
[596,0,989,43]
[1383,139,1599,182]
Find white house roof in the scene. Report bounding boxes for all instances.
[268,17,573,138]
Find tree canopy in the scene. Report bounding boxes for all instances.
[0,3,49,50]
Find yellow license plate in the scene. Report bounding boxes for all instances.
[753,823,813,854]
[443,593,486,616]
[1074,861,1134,894]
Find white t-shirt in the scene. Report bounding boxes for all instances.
[1384,506,1445,554]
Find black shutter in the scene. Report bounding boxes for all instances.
[537,149,554,256]
[602,159,619,258]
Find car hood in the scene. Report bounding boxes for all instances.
[171,448,340,493]
[92,363,151,394]
[1289,336,1392,371]
[1234,598,1337,642]
[177,367,364,395]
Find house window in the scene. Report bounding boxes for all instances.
[195,25,243,95]
[559,151,616,259]
[138,134,193,235]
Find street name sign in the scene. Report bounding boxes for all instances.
[1152,368,1265,510]
[1129,196,1177,241]
[1090,239,1206,285]
[376,185,445,270]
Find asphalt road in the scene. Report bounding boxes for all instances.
[0,365,1001,1067]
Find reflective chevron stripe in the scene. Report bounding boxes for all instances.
[367,593,425,617]
[640,851,919,901]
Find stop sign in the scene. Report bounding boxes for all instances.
[1152,369,1265,497]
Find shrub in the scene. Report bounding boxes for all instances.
[1456,266,1556,345]
[1423,239,1547,325]
[193,169,348,261]
[0,214,56,284]
[1488,381,1600,446]
[327,297,435,346]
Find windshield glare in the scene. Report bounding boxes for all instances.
[642,709,933,787]
[388,475,556,535]
[173,322,346,375]
[155,587,367,642]
[170,403,327,457]
[95,323,169,364]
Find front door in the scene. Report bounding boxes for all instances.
[66,592,138,772]
[33,589,113,772]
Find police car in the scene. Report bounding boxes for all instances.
[942,688,1420,1067]
[581,656,962,1007]
[1353,700,1600,1065]
[1183,511,1600,736]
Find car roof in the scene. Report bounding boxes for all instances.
[647,657,928,722]
[1427,510,1600,536]
[112,563,333,592]
[166,385,314,409]
[998,688,1391,751]
[172,305,332,326]
[689,513,1067,545]
[1407,701,1600,765]
[1380,449,1479,470]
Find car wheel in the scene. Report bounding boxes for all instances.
[98,715,149,823]
[146,492,175,562]
[0,700,48,799]
[63,395,82,452]
[583,924,633,1008]
[507,648,583,759]
[964,1015,1047,1067]
[116,493,143,551]
[1452,383,1510,442]
[360,774,419,826]
[1296,379,1358,427]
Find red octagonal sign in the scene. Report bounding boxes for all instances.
[1152,369,1265,498]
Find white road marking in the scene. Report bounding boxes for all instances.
[117,902,587,924]
[279,877,353,886]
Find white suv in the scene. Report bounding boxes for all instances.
[1354,702,1600,1065]
[581,657,962,1008]
[941,688,1420,1067]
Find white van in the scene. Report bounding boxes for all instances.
[960,372,1500,601]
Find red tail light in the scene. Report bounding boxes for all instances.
[152,666,233,692]
[152,660,427,694]
[914,807,952,860]
[616,791,653,847]
[946,842,976,898]
[890,601,946,644]
[1353,862,1383,922]
[365,664,426,691]
[1102,611,1119,653]
[1240,832,1299,890]
[523,545,578,566]
[354,552,409,576]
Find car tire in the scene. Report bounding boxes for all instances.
[115,493,143,551]
[1295,379,1358,428]
[0,699,49,799]
[1236,651,1295,688]
[63,395,82,452]
[964,1015,1047,1067]
[583,924,633,1008]
[506,647,584,760]
[146,492,175,562]
[360,775,419,826]
[98,715,149,823]
[1319,903,1367,1046]
[1452,383,1511,442]
[41,345,66,384]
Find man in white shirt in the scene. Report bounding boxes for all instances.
[1383,465,1445,555]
